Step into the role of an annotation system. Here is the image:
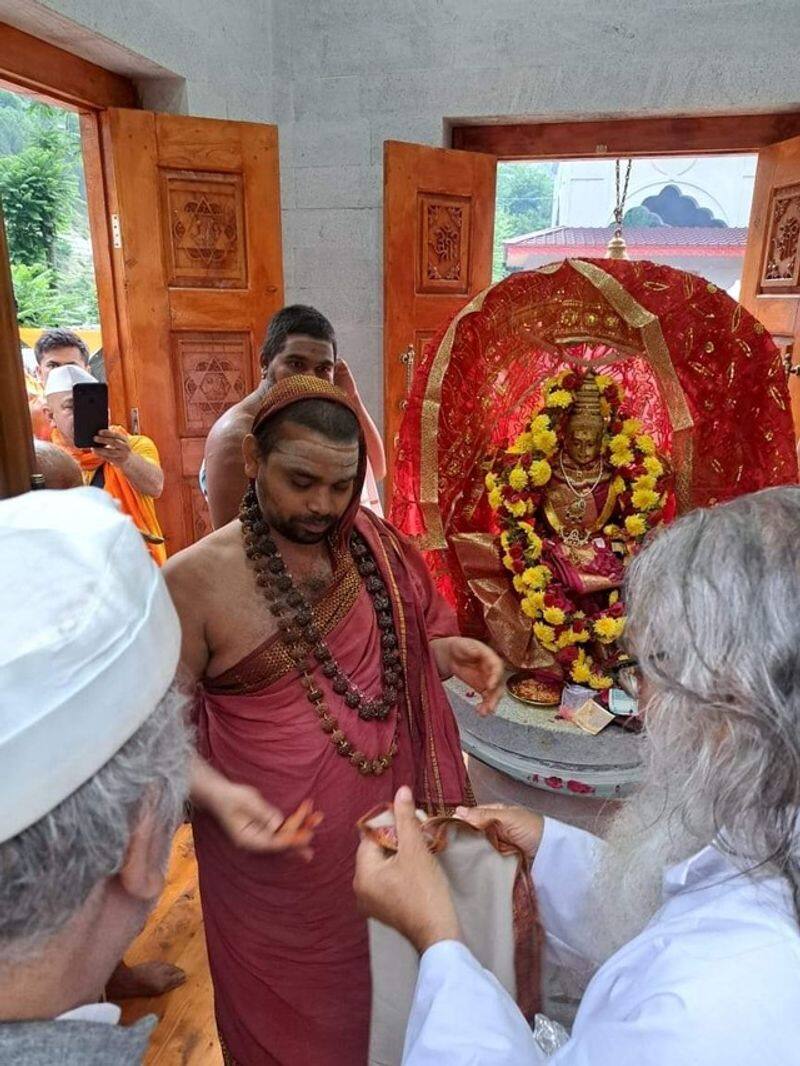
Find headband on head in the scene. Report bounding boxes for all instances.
[252,374,357,435]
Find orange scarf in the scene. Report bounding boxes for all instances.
[51,426,166,565]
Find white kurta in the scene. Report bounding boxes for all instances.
[405,818,800,1065]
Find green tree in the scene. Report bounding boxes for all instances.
[492,208,517,282]
[0,89,97,327]
[622,204,664,228]
[0,143,76,266]
[11,262,97,326]
[493,163,556,281]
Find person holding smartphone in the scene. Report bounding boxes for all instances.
[44,365,167,565]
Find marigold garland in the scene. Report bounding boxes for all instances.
[486,369,670,689]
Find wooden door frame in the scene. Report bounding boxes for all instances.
[0,21,139,494]
[451,112,800,159]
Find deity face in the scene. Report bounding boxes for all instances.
[564,418,603,468]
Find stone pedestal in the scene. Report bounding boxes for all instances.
[446,677,643,822]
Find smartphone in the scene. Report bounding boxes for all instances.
[72,382,109,449]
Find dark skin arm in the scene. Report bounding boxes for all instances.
[163,551,317,857]
[204,421,250,530]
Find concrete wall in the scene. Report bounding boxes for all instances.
[13,0,800,426]
[10,0,274,120]
[272,0,800,427]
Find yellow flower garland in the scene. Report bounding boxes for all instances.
[487,369,670,689]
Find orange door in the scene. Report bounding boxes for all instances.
[383,141,496,501]
[96,110,283,553]
[739,134,800,438]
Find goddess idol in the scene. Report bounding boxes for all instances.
[486,368,671,690]
[390,258,797,686]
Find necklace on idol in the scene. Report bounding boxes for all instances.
[239,485,399,776]
[560,454,605,523]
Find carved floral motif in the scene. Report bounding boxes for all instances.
[426,204,463,281]
[188,481,212,541]
[417,193,471,294]
[761,183,800,292]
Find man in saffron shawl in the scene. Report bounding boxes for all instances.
[164,376,502,1065]
[44,365,167,565]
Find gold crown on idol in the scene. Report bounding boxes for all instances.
[568,372,606,432]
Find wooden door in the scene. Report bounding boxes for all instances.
[739,134,800,439]
[0,198,34,498]
[383,141,496,500]
[96,110,283,554]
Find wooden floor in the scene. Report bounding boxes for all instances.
[119,825,221,1064]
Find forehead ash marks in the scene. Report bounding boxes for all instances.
[271,431,359,480]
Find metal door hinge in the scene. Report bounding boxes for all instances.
[111,214,122,249]
[399,344,415,411]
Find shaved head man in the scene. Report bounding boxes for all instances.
[33,440,82,490]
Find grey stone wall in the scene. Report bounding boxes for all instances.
[272,0,800,427]
[22,0,800,426]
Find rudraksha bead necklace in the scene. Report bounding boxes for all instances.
[240,486,400,776]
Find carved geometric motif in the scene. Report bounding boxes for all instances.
[160,170,247,288]
[417,193,471,295]
[760,182,800,293]
[184,479,212,543]
[171,332,253,436]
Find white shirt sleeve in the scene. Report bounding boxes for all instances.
[532,818,606,972]
[403,940,546,1066]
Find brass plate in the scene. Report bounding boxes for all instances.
[507,672,562,708]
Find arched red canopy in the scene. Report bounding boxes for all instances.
[390,258,797,634]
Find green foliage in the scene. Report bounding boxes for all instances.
[493,163,556,282]
[0,145,76,265]
[622,204,664,228]
[12,262,98,326]
[0,89,97,327]
[492,209,517,282]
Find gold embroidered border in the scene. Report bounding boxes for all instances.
[419,284,494,549]
[569,259,695,512]
[205,545,361,695]
[418,258,697,550]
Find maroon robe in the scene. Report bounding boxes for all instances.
[194,510,470,1065]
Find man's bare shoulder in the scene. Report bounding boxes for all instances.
[164,522,241,593]
[206,388,264,448]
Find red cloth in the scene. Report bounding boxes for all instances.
[390,260,798,634]
[194,510,469,1065]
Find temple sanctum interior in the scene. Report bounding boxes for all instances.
[1,2,800,1064]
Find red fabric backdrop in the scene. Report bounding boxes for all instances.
[390,259,797,636]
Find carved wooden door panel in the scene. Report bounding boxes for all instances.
[98,109,283,553]
[383,141,496,501]
[739,135,800,439]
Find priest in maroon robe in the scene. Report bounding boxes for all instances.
[165,375,503,1065]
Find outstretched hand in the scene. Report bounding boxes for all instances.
[354,786,460,954]
[210,781,321,860]
[433,636,504,716]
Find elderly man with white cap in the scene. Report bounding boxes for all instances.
[44,364,167,564]
[0,488,190,1063]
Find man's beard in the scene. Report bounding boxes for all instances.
[590,752,716,963]
[268,511,335,544]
